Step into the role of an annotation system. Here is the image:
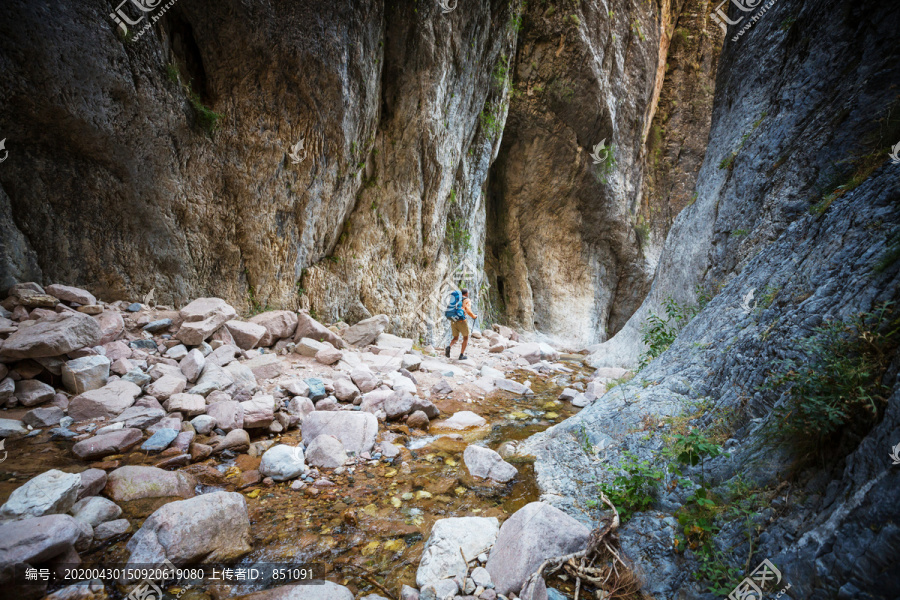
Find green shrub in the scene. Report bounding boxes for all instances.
[593,451,664,522]
[638,296,699,368]
[766,303,899,453]
[446,219,472,254]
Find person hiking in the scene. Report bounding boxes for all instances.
[445,288,478,360]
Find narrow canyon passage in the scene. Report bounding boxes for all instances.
[0,1,899,600]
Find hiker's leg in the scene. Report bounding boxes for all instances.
[448,334,459,347]
[461,336,469,355]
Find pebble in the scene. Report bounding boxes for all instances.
[126,303,142,312]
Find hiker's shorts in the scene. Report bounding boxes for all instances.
[451,319,469,338]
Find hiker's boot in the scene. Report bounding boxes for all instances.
[445,346,451,358]
[459,354,468,360]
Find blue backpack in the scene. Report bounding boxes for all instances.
[445,290,466,321]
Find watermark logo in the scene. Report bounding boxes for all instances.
[0,439,7,464]
[711,0,778,41]
[289,138,308,164]
[590,139,610,164]
[127,558,176,600]
[289,446,305,465]
[438,0,458,14]
[729,559,791,600]
[889,141,900,165]
[740,288,756,314]
[414,257,481,343]
[111,0,181,42]
[890,442,900,465]
[0,138,7,163]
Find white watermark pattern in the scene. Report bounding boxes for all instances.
[729,558,791,600]
[438,0,458,14]
[0,439,7,464]
[142,288,156,308]
[111,0,183,42]
[289,138,308,164]
[890,442,900,465]
[711,0,779,42]
[0,138,7,163]
[414,257,481,343]
[889,141,900,165]
[740,288,756,315]
[590,139,610,164]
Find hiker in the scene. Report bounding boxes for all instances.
[445,288,478,360]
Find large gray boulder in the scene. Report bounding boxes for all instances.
[0,312,101,359]
[241,394,275,429]
[463,445,517,483]
[225,319,268,350]
[61,355,110,394]
[175,298,238,346]
[206,400,244,431]
[71,428,143,459]
[104,466,196,503]
[190,363,234,396]
[126,492,251,565]
[293,310,344,349]
[69,496,122,528]
[164,393,206,416]
[45,284,96,306]
[67,380,141,421]
[0,470,82,521]
[486,502,591,595]
[0,514,84,569]
[13,379,56,407]
[258,444,308,481]
[305,435,348,469]
[234,580,354,600]
[301,411,378,455]
[249,310,298,346]
[23,406,65,428]
[0,418,28,437]
[342,314,389,346]
[416,516,500,587]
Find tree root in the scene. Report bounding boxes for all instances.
[341,563,398,600]
[521,493,642,600]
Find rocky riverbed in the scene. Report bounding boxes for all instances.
[0,283,624,600]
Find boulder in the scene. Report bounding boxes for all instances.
[332,378,360,403]
[286,396,315,419]
[141,428,179,452]
[258,444,308,481]
[375,333,414,352]
[190,415,217,435]
[143,318,174,333]
[111,406,165,429]
[359,389,391,416]
[0,312,101,359]
[243,354,284,380]
[384,391,415,420]
[71,428,143,460]
[507,343,559,365]
[342,314,389,346]
[94,518,130,540]
[146,374,186,401]
[126,491,251,565]
[241,395,275,429]
[166,344,189,360]
[295,337,326,357]
[213,428,251,453]
[180,349,206,383]
[283,379,310,397]
[208,344,240,367]
[23,406,65,428]
[14,379,56,407]
[463,445,517,483]
[164,393,206,416]
[223,362,258,393]
[401,354,422,371]
[61,355,111,394]
[0,469,82,520]
[0,377,15,403]
[249,310,298,346]
[485,502,592,595]
[293,310,345,349]
[234,581,353,600]
[571,393,591,408]
[431,380,453,395]
[495,378,528,395]
[104,466,196,503]
[411,397,440,419]
[350,368,379,393]
[315,345,343,366]
[95,310,125,345]
[77,469,107,499]
[175,298,238,346]
[440,411,487,430]
[190,363,234,396]
[70,496,122,527]
[225,320,268,350]
[305,377,327,401]
[407,410,430,430]
[416,516,501,587]
[68,380,141,421]
[301,411,378,455]
[45,284,96,306]
[305,435,348,468]
[0,418,27,437]
[420,580,458,600]
[388,371,417,394]
[206,401,244,431]
[0,514,84,569]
